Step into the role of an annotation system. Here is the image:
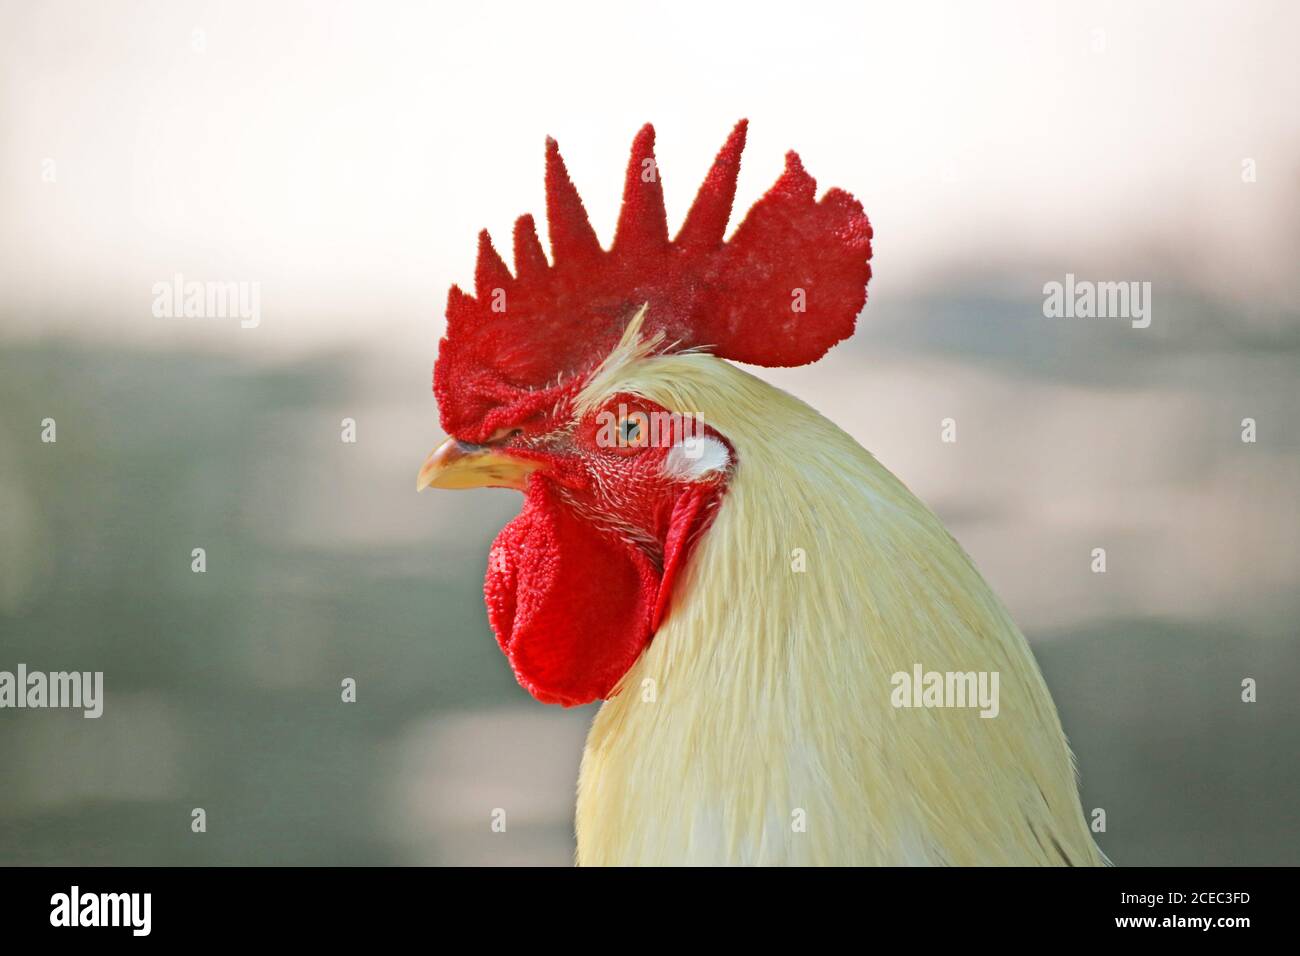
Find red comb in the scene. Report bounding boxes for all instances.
[434,120,873,442]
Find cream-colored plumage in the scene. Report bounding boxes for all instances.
[573,321,1104,866]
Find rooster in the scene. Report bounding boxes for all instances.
[418,121,1104,866]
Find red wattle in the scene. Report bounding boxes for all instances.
[484,480,661,707]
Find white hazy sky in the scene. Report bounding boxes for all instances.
[1,0,1297,356]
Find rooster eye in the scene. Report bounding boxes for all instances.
[619,419,641,443]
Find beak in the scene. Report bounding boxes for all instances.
[416,436,542,492]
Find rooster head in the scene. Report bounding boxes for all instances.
[419,121,872,706]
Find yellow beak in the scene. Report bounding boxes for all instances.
[416,437,541,492]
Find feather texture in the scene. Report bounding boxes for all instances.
[574,341,1104,866]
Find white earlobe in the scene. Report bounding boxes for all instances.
[664,436,730,481]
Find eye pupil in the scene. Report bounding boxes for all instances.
[621,419,640,442]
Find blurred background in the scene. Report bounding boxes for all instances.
[1,0,1297,865]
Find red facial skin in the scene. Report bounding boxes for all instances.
[476,390,730,707]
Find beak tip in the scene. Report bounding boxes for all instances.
[417,435,540,492]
